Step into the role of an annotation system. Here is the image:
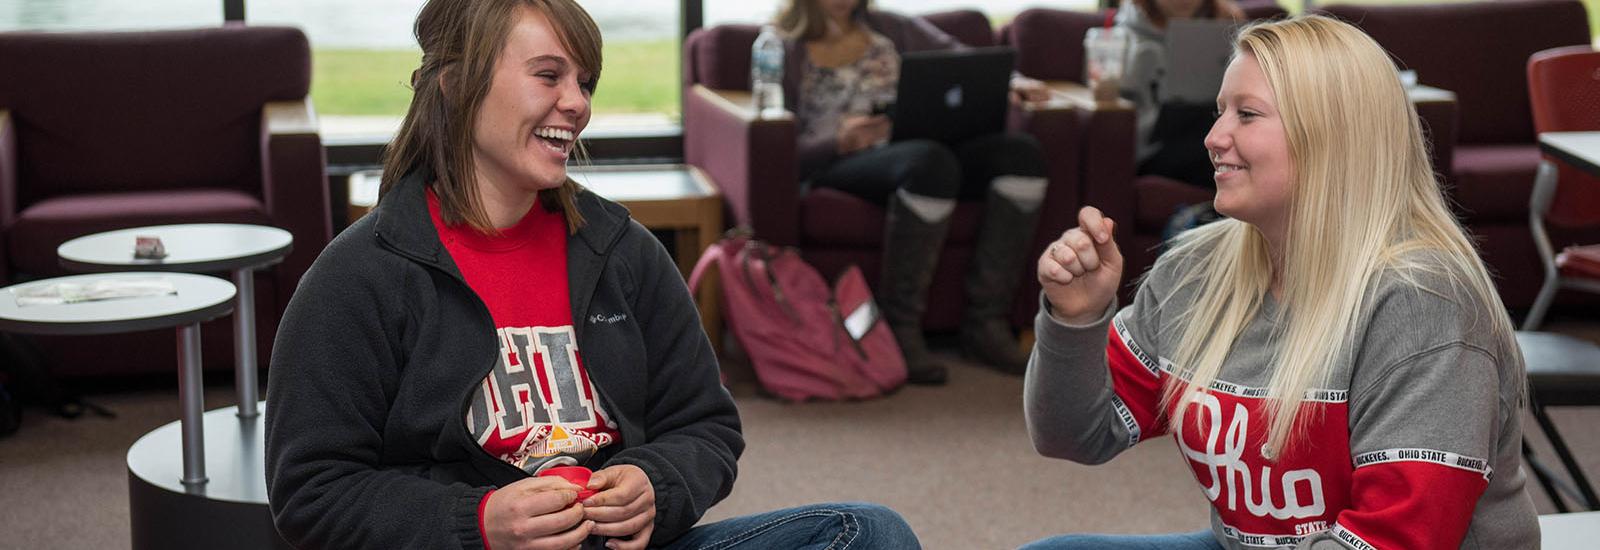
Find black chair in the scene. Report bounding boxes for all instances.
[1517,332,1600,511]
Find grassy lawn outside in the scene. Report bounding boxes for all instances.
[312,38,680,117]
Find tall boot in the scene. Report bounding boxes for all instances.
[961,183,1045,373]
[880,192,954,386]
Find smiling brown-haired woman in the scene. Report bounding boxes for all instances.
[266,1,921,549]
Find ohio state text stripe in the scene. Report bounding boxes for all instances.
[1112,314,1161,377]
[1353,448,1493,479]
[1109,394,1142,447]
[1218,521,1315,548]
[1331,523,1378,550]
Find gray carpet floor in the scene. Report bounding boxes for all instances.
[2,320,1598,549]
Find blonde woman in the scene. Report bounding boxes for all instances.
[1023,15,1537,550]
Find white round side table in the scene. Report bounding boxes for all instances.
[58,223,293,419]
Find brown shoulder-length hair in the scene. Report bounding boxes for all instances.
[379,0,602,234]
[774,0,872,41]
[1130,0,1233,29]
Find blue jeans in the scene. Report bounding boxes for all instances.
[657,502,920,550]
[1020,530,1222,550]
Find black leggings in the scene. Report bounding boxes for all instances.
[807,133,1046,205]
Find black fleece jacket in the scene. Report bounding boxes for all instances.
[265,170,742,549]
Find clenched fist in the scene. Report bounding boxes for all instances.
[1037,206,1124,325]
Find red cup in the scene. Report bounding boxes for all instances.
[537,466,596,501]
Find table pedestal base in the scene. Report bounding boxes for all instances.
[128,403,290,550]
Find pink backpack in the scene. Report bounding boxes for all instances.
[688,233,906,401]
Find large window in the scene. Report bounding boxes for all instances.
[249,0,682,140]
[0,0,222,32]
[4,0,1596,141]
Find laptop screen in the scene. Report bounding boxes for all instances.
[1159,20,1239,105]
[890,47,1016,146]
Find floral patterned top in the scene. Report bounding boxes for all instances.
[796,31,900,154]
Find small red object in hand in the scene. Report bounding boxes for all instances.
[537,466,596,501]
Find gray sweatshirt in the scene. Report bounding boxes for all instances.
[1117,5,1169,163]
[1025,236,1539,549]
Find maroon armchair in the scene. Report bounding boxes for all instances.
[1002,5,1469,304]
[683,10,1087,330]
[1317,0,1600,309]
[0,26,332,378]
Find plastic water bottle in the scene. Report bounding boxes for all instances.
[750,25,786,119]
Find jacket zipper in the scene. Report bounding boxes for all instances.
[377,231,531,480]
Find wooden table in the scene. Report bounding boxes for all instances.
[573,164,724,349]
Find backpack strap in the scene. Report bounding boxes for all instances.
[740,242,802,323]
[687,239,726,294]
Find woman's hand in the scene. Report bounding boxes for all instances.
[1010,75,1052,105]
[836,115,891,154]
[1037,206,1124,325]
[483,476,594,550]
[582,464,656,550]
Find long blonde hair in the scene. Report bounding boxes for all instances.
[1160,15,1517,458]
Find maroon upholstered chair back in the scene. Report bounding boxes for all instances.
[684,24,761,91]
[1237,0,1290,20]
[0,26,311,208]
[918,9,997,47]
[1318,0,1591,145]
[1006,9,1105,83]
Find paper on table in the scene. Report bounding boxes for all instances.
[11,277,177,307]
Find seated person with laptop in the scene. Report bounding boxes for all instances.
[1118,0,1245,188]
[1114,0,1244,236]
[775,0,1050,383]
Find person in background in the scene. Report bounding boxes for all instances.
[776,0,1054,383]
[1118,0,1244,190]
[264,0,921,548]
[1024,15,1537,549]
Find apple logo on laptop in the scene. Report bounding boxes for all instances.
[944,85,963,110]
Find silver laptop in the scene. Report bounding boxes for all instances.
[1159,19,1240,104]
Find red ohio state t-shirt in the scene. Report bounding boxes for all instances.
[428,190,621,475]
